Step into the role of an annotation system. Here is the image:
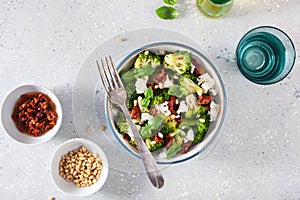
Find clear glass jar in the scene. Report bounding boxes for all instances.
[196,0,233,18]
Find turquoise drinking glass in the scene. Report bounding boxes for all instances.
[236,26,296,85]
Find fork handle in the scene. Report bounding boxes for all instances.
[120,103,165,189]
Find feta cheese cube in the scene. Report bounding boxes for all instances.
[186,129,194,141]
[155,101,171,117]
[177,101,188,114]
[186,94,197,110]
[135,76,148,94]
[163,75,173,88]
[209,100,220,121]
[141,113,153,122]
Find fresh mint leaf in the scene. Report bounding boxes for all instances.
[163,0,177,5]
[155,6,178,20]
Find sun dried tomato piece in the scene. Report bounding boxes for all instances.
[130,105,141,119]
[197,94,214,105]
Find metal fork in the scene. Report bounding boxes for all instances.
[96,56,164,189]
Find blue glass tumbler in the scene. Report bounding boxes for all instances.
[236,26,296,85]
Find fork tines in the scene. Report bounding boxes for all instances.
[96,56,123,93]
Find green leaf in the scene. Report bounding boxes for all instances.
[148,116,164,130]
[134,65,155,78]
[155,6,178,20]
[121,70,135,83]
[144,87,153,99]
[166,143,182,159]
[168,85,187,98]
[140,125,152,139]
[141,98,150,108]
[163,0,177,5]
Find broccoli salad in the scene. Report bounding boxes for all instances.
[113,50,220,159]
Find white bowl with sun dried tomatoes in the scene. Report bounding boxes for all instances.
[0,84,62,145]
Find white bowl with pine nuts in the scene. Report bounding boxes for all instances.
[50,138,109,196]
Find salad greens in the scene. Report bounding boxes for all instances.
[114,49,220,159]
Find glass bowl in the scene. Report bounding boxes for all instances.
[105,42,227,164]
[236,26,296,85]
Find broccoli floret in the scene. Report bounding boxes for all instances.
[185,105,208,118]
[145,138,165,152]
[160,121,177,135]
[182,73,198,84]
[193,115,210,143]
[129,139,137,147]
[180,77,203,96]
[134,51,162,69]
[150,88,170,105]
[126,90,139,110]
[115,112,129,134]
[163,51,191,74]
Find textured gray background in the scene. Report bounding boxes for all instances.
[0,0,299,199]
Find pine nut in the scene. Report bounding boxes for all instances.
[59,145,103,188]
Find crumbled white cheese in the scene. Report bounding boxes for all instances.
[209,100,220,121]
[186,129,194,141]
[141,113,153,122]
[163,75,173,88]
[158,132,163,138]
[199,73,215,93]
[177,101,188,114]
[135,76,148,94]
[155,101,171,117]
[186,94,197,110]
[150,140,157,145]
[209,88,218,96]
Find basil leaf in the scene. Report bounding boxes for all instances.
[144,86,153,99]
[168,85,186,98]
[121,70,135,83]
[166,143,182,159]
[140,125,152,139]
[155,6,178,20]
[141,98,150,108]
[134,65,155,78]
[163,0,177,5]
[148,116,164,130]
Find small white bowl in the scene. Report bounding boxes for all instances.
[0,84,63,145]
[50,138,109,197]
